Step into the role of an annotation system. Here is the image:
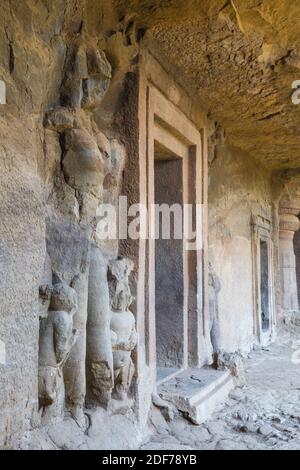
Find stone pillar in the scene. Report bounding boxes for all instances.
[279,199,300,312]
[86,244,113,407]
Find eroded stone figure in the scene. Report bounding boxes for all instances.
[38,253,53,319]
[43,45,115,426]
[61,44,111,109]
[38,279,78,419]
[41,39,127,426]
[208,261,221,353]
[86,244,114,409]
[108,258,137,404]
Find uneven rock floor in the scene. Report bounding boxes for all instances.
[142,341,300,450]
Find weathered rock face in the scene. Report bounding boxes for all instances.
[208,139,274,353]
[114,0,300,169]
[0,115,45,448]
[1,0,300,451]
[111,2,300,358]
[0,0,136,448]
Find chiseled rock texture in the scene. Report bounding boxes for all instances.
[112,0,300,355]
[0,0,135,449]
[144,341,300,450]
[115,0,300,168]
[208,142,274,354]
[1,0,300,450]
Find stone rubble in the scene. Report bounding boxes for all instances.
[1,0,300,450]
[142,342,300,451]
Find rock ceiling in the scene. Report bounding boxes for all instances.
[114,0,300,170]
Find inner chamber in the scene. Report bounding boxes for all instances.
[154,141,184,382]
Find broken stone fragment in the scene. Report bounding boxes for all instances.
[216,351,246,386]
[237,422,259,434]
[229,388,245,402]
[258,424,274,437]
[44,108,75,132]
[152,393,174,422]
[267,437,279,446]
[234,406,250,422]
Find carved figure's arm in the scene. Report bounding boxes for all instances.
[111,329,118,347]
[128,323,138,350]
[53,315,77,366]
[114,325,137,351]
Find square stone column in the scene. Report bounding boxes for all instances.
[279,199,300,312]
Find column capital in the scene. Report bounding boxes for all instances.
[279,213,300,234]
[279,198,300,235]
[279,198,300,216]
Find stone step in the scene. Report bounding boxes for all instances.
[158,367,234,424]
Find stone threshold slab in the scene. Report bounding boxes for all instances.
[158,367,235,424]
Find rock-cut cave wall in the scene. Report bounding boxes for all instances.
[0,0,141,449]
[0,0,292,450]
[208,126,275,354]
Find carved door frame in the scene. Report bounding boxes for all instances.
[251,214,275,346]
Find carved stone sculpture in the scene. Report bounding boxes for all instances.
[42,45,113,427]
[38,253,53,320]
[208,261,221,352]
[61,44,111,109]
[86,244,114,408]
[62,127,108,207]
[108,258,137,404]
[38,279,78,420]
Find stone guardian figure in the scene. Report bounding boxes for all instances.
[38,279,78,420]
[108,258,137,405]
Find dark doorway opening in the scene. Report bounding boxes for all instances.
[260,240,270,331]
[154,144,184,383]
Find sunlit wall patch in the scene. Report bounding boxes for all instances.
[0,80,6,105]
[0,340,6,365]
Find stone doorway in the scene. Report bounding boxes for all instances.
[260,240,270,331]
[251,214,275,346]
[125,54,215,424]
[141,81,212,392]
[154,149,185,383]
